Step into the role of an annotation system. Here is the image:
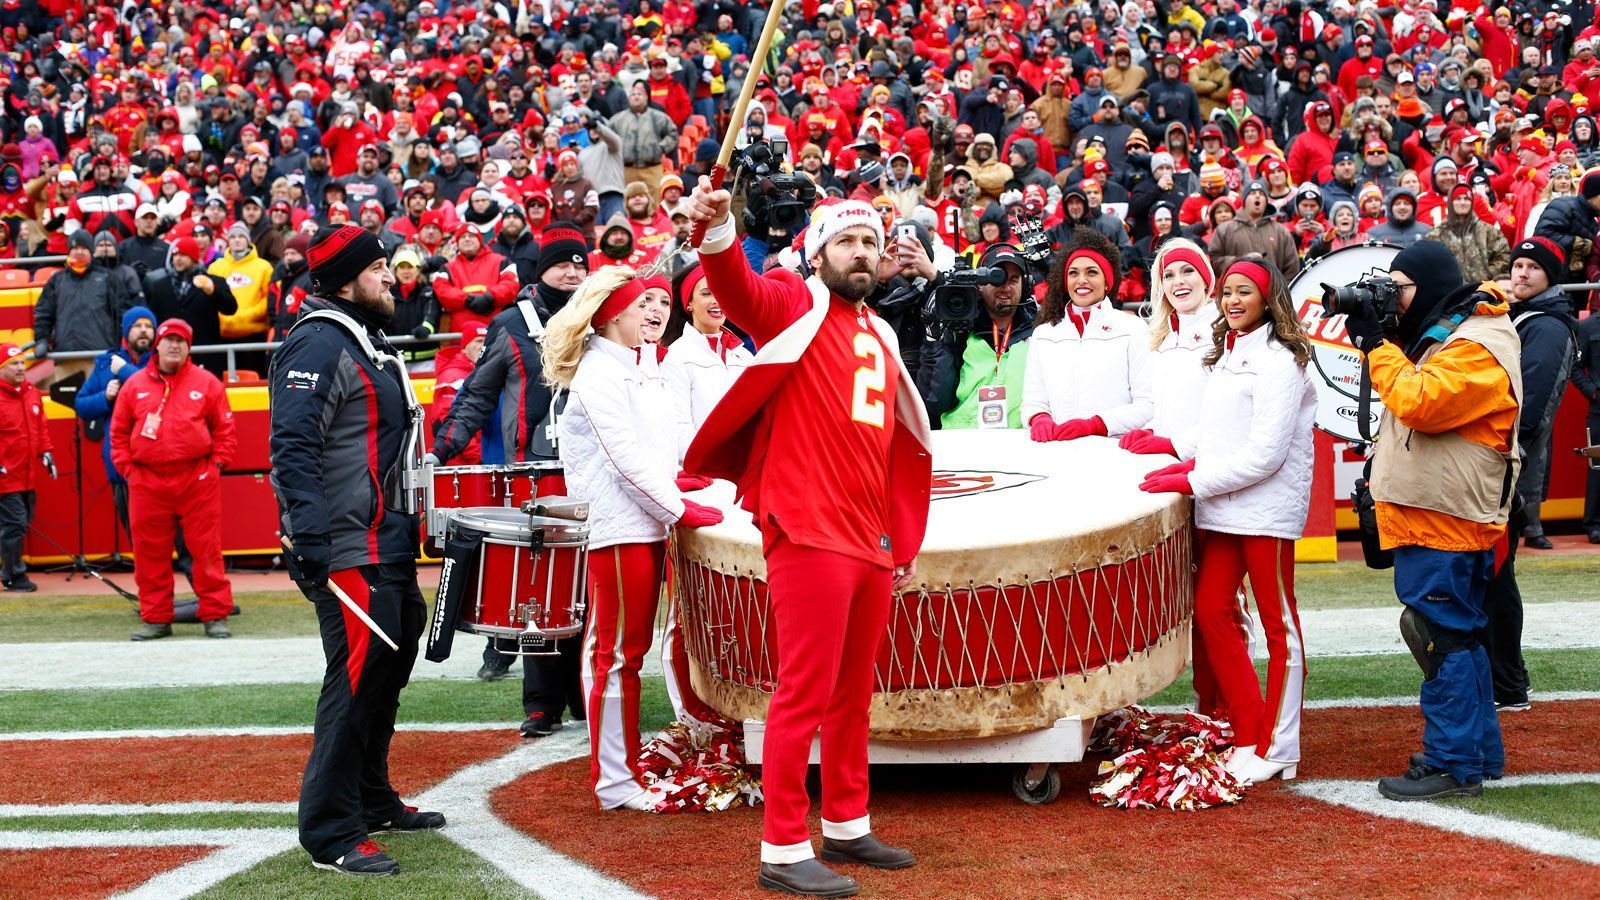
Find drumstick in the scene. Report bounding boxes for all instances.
[280,536,401,652]
[689,0,791,249]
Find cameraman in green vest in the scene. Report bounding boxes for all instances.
[918,244,1037,430]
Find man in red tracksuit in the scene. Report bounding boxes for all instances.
[0,344,55,593]
[683,185,934,897]
[110,319,237,640]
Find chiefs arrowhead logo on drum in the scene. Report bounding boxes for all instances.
[930,469,1046,500]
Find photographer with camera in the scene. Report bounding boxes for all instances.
[917,243,1038,430]
[1335,240,1523,801]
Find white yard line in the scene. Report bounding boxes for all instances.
[0,801,294,817]
[413,729,648,900]
[1293,777,1600,866]
[0,721,517,742]
[0,637,664,690]
[0,827,299,900]
[5,601,1597,691]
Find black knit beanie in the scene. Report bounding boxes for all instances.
[536,222,590,280]
[308,224,387,294]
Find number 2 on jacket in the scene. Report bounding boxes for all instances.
[851,331,886,428]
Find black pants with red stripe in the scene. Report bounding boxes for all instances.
[298,561,427,864]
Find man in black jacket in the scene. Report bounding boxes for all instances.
[34,231,131,379]
[118,204,172,277]
[269,224,443,879]
[140,236,237,376]
[1507,238,1579,550]
[428,222,589,736]
[490,205,540,286]
[1573,309,1600,543]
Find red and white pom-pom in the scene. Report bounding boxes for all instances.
[1087,705,1246,810]
[634,715,763,814]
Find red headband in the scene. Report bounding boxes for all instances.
[1064,247,1113,285]
[678,266,707,311]
[1223,259,1274,302]
[594,274,672,327]
[1159,246,1214,292]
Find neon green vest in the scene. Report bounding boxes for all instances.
[941,331,1029,430]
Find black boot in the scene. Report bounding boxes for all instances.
[1379,765,1484,801]
[821,833,916,869]
[757,859,859,897]
[1408,752,1502,781]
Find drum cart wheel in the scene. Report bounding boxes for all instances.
[1012,763,1061,805]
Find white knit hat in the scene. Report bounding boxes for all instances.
[803,200,884,262]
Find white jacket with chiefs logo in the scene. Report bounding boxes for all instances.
[1188,325,1318,540]
[1021,298,1154,436]
[1152,308,1218,458]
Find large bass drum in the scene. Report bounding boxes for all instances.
[1290,241,1400,443]
[672,430,1194,741]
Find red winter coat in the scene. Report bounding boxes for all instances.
[320,119,379,178]
[432,247,519,333]
[109,359,236,478]
[0,378,52,494]
[1287,104,1337,185]
[431,345,481,464]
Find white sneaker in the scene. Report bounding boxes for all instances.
[613,790,656,812]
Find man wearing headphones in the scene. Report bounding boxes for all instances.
[916,243,1038,429]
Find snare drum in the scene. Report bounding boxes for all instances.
[448,506,590,652]
[500,460,566,509]
[428,462,564,539]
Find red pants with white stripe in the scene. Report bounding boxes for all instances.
[760,538,892,864]
[1193,531,1305,763]
[582,541,668,809]
[129,461,233,623]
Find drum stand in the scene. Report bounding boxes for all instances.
[740,716,1096,805]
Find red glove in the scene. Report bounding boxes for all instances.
[675,470,714,492]
[1126,431,1178,456]
[1053,416,1107,441]
[1119,428,1154,450]
[1139,473,1194,495]
[1028,413,1058,442]
[1143,458,1197,481]
[678,499,724,528]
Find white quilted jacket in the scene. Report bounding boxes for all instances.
[1021,299,1154,435]
[662,328,753,459]
[1190,325,1319,540]
[1151,308,1217,458]
[558,336,685,550]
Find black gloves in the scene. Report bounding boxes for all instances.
[410,324,431,339]
[1343,297,1386,353]
[286,535,332,590]
[465,292,494,314]
[132,260,148,278]
[33,340,49,359]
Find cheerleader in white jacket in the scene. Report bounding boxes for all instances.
[1139,257,1318,786]
[662,263,753,459]
[1120,238,1218,458]
[542,267,725,811]
[1022,228,1154,442]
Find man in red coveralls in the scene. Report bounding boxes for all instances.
[110,319,237,641]
[683,182,934,897]
[0,344,55,593]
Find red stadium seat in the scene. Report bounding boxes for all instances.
[0,270,29,290]
[29,267,60,285]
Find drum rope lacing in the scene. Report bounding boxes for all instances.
[672,527,1194,695]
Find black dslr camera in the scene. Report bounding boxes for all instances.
[734,139,817,244]
[1321,275,1402,330]
[926,257,1007,329]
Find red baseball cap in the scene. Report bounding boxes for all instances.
[0,343,22,362]
[459,320,488,344]
[156,318,193,344]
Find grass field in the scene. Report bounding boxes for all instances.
[3,567,1596,898]
[6,556,1598,644]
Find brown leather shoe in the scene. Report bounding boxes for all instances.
[757,859,859,896]
[821,833,917,870]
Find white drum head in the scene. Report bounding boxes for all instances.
[1290,241,1399,442]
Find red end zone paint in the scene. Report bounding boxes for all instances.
[0,730,521,804]
[494,703,1600,898]
[0,846,211,899]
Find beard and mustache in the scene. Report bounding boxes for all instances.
[817,254,877,302]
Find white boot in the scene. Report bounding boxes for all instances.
[612,790,657,812]
[1234,754,1298,785]
[1223,745,1258,780]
